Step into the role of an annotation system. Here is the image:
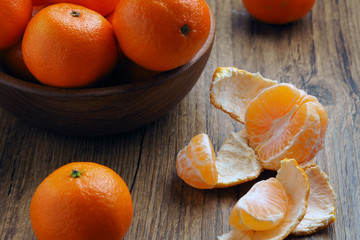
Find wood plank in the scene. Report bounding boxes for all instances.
[1,0,360,239]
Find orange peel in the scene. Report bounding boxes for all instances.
[215,130,262,188]
[218,159,310,240]
[176,131,262,189]
[210,67,277,124]
[293,164,336,235]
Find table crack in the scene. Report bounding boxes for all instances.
[130,129,147,193]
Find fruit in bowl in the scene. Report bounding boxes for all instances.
[0,0,215,136]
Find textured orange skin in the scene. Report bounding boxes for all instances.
[242,0,316,24]
[112,0,211,72]
[22,3,118,88]
[0,0,32,50]
[32,0,48,6]
[0,5,48,82]
[30,162,133,240]
[45,0,119,16]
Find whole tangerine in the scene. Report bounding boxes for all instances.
[22,3,118,88]
[0,0,32,50]
[30,162,133,240]
[112,0,211,72]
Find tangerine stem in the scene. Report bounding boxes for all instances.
[70,169,82,178]
[71,11,80,17]
[181,24,191,36]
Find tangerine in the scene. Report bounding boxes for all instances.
[22,3,118,88]
[0,5,48,82]
[112,0,211,72]
[30,162,133,240]
[0,0,32,50]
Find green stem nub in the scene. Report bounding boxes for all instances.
[71,11,80,17]
[70,169,82,178]
[181,24,191,36]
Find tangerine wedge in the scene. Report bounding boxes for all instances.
[176,133,218,189]
[229,178,288,231]
[218,159,310,240]
[215,130,262,188]
[176,131,262,189]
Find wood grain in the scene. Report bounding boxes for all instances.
[1,0,359,239]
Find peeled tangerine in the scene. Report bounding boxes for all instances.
[218,159,310,240]
[210,67,328,171]
[176,131,262,189]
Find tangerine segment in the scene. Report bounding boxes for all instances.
[210,67,277,124]
[215,130,262,188]
[258,102,321,170]
[218,159,310,240]
[245,83,302,147]
[229,178,288,231]
[298,95,328,161]
[245,83,328,170]
[293,164,336,235]
[176,133,218,189]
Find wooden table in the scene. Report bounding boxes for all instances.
[1,0,359,239]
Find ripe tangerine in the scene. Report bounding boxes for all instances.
[112,0,211,72]
[22,3,118,88]
[30,162,133,240]
[0,0,32,50]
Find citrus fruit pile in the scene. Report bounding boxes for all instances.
[30,162,133,240]
[176,67,336,239]
[0,0,211,88]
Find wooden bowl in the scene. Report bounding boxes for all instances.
[0,8,215,136]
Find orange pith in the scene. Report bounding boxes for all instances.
[176,134,218,189]
[245,83,327,170]
[229,178,287,231]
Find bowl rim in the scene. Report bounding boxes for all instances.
[0,4,215,98]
